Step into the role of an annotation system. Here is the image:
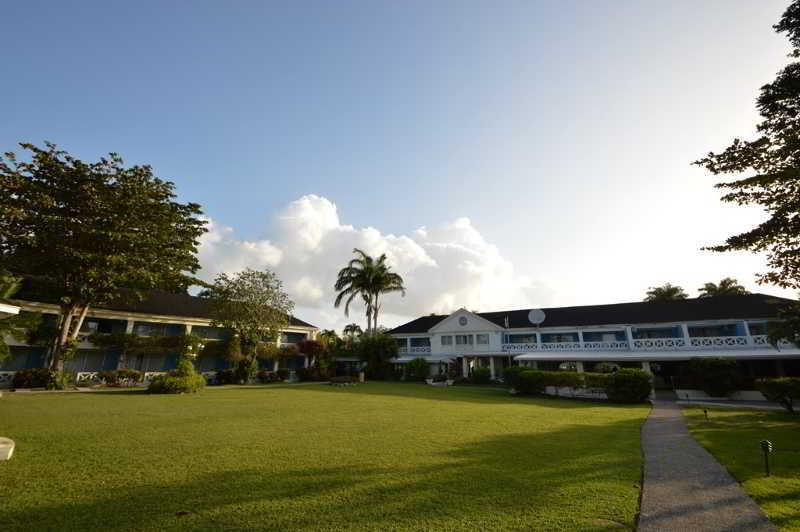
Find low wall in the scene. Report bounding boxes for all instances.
[675,388,767,401]
[544,385,608,400]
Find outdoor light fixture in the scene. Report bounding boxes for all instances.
[760,439,773,477]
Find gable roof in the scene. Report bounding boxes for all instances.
[388,294,795,334]
[11,283,316,329]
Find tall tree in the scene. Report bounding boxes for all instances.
[644,283,689,302]
[697,277,750,298]
[0,270,40,362]
[0,143,207,371]
[334,249,405,335]
[343,323,363,338]
[201,268,294,382]
[695,2,800,342]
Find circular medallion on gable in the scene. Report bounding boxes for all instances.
[459,316,468,326]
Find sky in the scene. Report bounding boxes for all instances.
[2,0,796,331]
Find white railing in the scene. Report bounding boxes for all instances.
[632,338,687,350]
[690,336,748,349]
[143,371,167,382]
[76,372,100,385]
[0,371,15,387]
[752,335,769,345]
[582,341,630,351]
[502,343,539,352]
[540,342,583,351]
[409,346,431,354]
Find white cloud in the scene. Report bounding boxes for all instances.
[197,195,553,331]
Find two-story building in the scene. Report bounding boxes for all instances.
[388,294,800,382]
[0,289,317,386]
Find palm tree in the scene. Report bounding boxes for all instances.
[343,323,363,338]
[644,283,689,302]
[334,249,405,335]
[698,277,750,298]
[317,329,339,344]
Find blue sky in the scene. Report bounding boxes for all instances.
[2,1,795,329]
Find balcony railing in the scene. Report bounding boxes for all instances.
[398,346,431,354]
[500,335,792,353]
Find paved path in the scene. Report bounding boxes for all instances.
[638,400,775,531]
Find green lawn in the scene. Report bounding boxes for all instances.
[0,382,649,531]
[684,406,800,531]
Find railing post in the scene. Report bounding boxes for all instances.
[681,324,691,347]
[742,321,753,345]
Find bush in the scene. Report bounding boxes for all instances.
[470,367,492,384]
[330,375,356,384]
[216,369,238,385]
[276,368,289,380]
[406,358,430,381]
[12,368,58,389]
[502,365,527,388]
[147,374,206,394]
[516,370,548,395]
[757,377,800,413]
[98,369,142,387]
[148,354,205,394]
[604,369,652,403]
[256,370,280,383]
[583,372,609,390]
[594,362,620,374]
[687,357,740,397]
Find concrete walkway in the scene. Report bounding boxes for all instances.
[638,400,775,531]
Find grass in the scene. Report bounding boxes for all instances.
[683,406,800,530]
[0,382,649,531]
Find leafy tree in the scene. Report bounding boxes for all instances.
[0,270,41,362]
[697,277,750,298]
[356,332,398,379]
[334,249,405,335]
[318,329,340,345]
[0,142,207,371]
[201,268,294,382]
[644,283,689,302]
[694,3,800,342]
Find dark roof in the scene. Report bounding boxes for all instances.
[12,284,316,329]
[388,294,795,334]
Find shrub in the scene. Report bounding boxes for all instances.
[98,369,141,386]
[147,374,205,394]
[594,362,620,374]
[276,368,289,380]
[256,370,280,383]
[216,369,238,385]
[470,367,492,384]
[604,369,652,403]
[583,372,609,390]
[406,358,430,381]
[502,365,527,388]
[552,371,581,389]
[431,374,448,383]
[687,357,739,397]
[756,377,800,413]
[148,354,205,394]
[330,375,356,384]
[12,368,58,389]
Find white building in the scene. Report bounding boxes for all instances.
[388,294,800,382]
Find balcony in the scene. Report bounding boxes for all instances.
[502,335,789,353]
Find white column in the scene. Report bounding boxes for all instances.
[185,324,193,335]
[625,326,634,349]
[575,361,584,373]
[535,331,542,347]
[304,356,309,368]
[125,320,134,334]
[462,357,469,377]
[742,321,752,344]
[577,331,584,349]
[489,357,495,379]
[680,324,691,346]
[531,360,538,370]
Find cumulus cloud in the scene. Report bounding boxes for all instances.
[197,195,553,330]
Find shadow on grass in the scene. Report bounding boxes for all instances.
[3,418,644,531]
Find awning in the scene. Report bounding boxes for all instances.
[391,356,455,364]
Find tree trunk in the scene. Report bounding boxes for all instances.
[48,302,90,372]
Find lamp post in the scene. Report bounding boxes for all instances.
[760,440,773,477]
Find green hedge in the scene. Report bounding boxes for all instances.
[757,377,800,413]
[147,374,206,394]
[98,369,141,386]
[406,358,430,381]
[508,367,651,403]
[12,368,58,389]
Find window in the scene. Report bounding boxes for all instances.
[476,334,489,345]
[541,333,579,343]
[280,332,307,344]
[456,335,474,345]
[410,337,431,347]
[747,322,770,336]
[133,322,167,337]
[441,335,453,346]
[505,334,536,344]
